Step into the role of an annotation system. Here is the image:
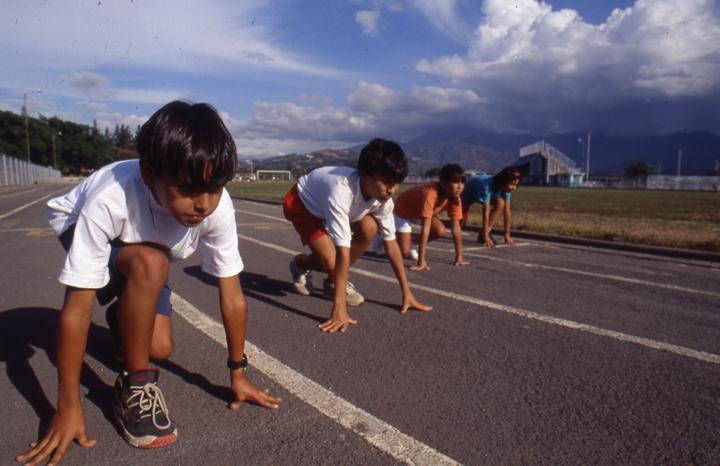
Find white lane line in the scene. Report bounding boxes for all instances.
[453,247,720,299]
[239,199,283,209]
[461,243,530,251]
[235,222,289,227]
[0,227,53,233]
[236,208,291,223]
[235,204,718,299]
[0,188,67,221]
[0,185,46,200]
[236,232,720,365]
[170,293,459,466]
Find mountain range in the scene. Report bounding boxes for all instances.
[251,129,720,177]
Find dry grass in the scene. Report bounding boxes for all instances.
[227,182,720,252]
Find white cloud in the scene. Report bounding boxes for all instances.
[94,111,148,133]
[408,0,471,41]
[67,72,111,98]
[225,81,485,155]
[62,71,185,104]
[0,0,343,80]
[414,0,720,133]
[356,10,381,37]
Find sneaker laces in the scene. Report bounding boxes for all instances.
[127,382,172,430]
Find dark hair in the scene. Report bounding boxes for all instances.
[137,100,237,190]
[439,163,465,183]
[356,138,408,183]
[492,165,523,192]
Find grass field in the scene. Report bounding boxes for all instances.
[227,181,720,252]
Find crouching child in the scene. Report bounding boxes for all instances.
[17,101,281,466]
[283,138,432,333]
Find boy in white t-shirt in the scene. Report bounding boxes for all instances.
[282,138,432,333]
[17,101,281,465]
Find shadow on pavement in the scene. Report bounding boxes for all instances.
[182,266,325,324]
[0,307,117,439]
[0,305,261,442]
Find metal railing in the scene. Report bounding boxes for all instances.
[1,153,62,186]
[519,141,578,170]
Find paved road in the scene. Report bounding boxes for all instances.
[1,184,719,465]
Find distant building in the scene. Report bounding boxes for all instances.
[517,141,585,187]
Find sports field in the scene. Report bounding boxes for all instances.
[226,181,720,252]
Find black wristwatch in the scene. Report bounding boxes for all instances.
[227,354,248,371]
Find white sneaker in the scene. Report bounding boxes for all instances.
[408,245,419,261]
[289,258,313,296]
[370,236,385,255]
[322,279,365,306]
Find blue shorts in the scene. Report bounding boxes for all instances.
[58,225,172,317]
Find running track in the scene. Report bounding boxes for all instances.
[1,183,719,465]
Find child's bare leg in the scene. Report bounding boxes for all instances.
[349,215,377,264]
[397,231,413,256]
[115,244,169,372]
[302,235,336,275]
[150,314,173,361]
[428,216,446,241]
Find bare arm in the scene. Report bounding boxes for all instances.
[318,246,357,333]
[503,200,514,245]
[450,219,468,266]
[217,275,281,409]
[16,287,97,466]
[384,240,432,314]
[410,217,432,271]
[481,203,495,247]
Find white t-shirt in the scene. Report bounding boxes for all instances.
[47,160,243,289]
[296,166,396,248]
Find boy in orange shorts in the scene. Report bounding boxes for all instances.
[390,164,468,271]
[283,138,431,333]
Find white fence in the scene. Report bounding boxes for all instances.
[589,175,720,191]
[646,175,720,191]
[1,153,62,186]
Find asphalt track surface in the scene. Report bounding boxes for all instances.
[2,183,719,465]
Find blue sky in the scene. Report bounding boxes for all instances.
[1,0,718,158]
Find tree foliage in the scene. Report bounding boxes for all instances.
[625,162,657,178]
[0,109,137,174]
[424,167,442,177]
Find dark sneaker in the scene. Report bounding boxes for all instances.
[105,301,124,363]
[113,369,177,448]
[289,257,313,296]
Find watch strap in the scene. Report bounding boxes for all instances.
[227,354,248,370]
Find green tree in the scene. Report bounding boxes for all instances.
[424,167,442,177]
[625,162,657,178]
[0,109,116,174]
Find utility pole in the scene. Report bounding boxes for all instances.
[23,93,30,162]
[22,90,42,162]
[52,133,57,169]
[585,131,591,180]
[677,149,682,176]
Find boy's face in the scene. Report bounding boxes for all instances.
[360,173,399,203]
[141,161,223,227]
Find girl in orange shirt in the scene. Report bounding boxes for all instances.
[392,164,468,271]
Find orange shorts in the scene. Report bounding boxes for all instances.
[282,185,328,245]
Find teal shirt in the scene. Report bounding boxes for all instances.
[461,174,512,206]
